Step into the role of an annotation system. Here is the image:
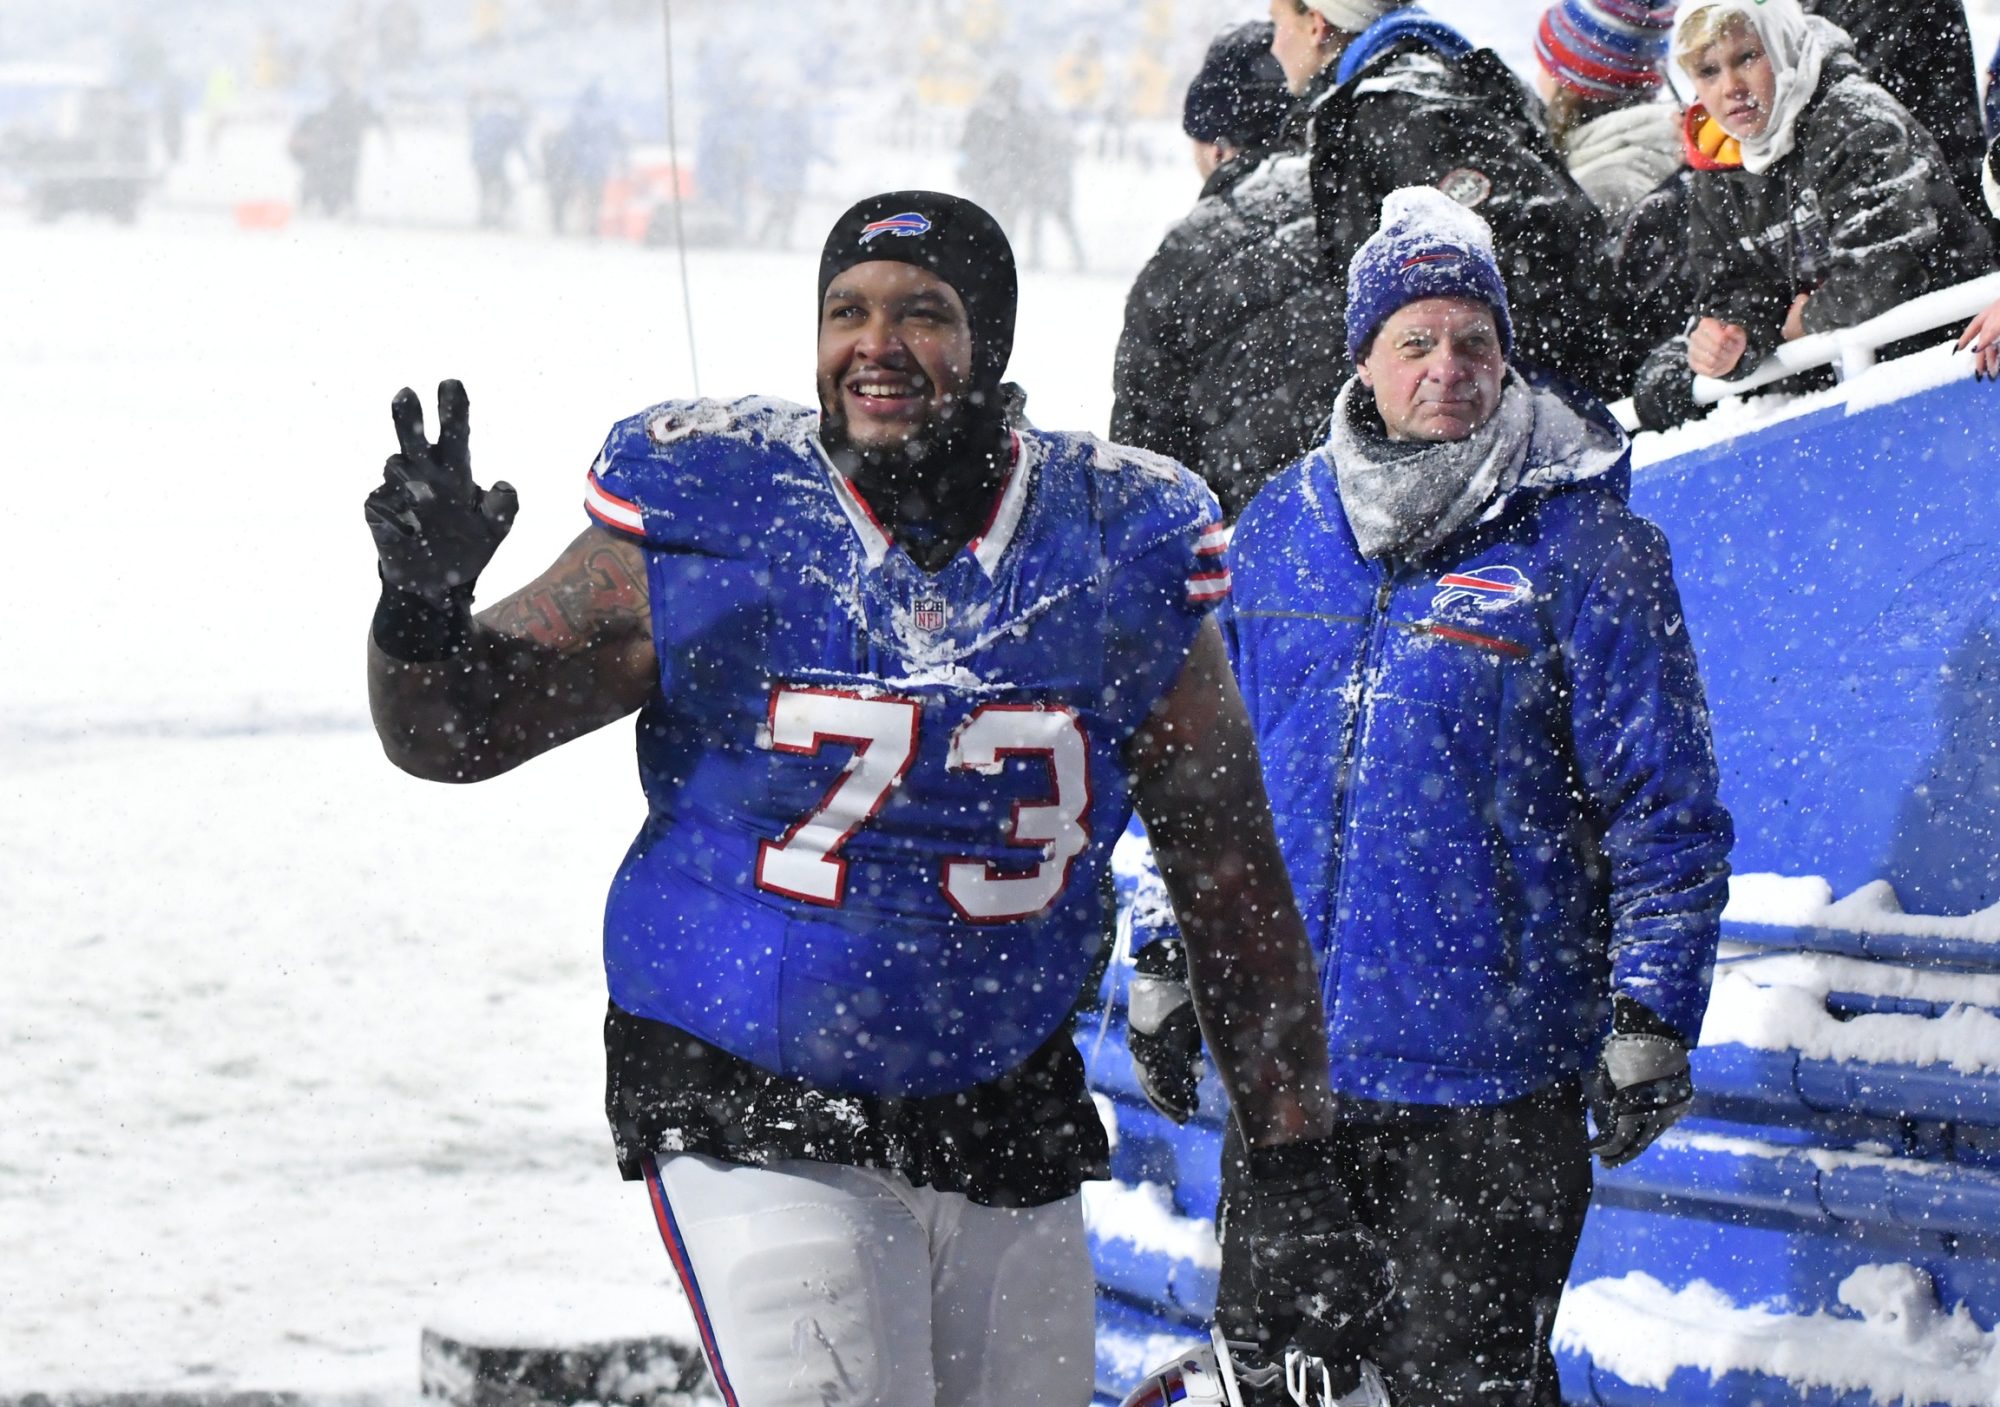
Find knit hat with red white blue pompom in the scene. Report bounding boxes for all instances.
[1535,0,1676,98]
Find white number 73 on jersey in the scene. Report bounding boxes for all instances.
[754,686,1089,922]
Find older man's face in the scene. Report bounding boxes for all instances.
[1357,297,1506,442]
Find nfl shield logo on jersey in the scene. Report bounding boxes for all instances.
[914,598,948,632]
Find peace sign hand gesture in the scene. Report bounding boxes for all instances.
[365,379,519,608]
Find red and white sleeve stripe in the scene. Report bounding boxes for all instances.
[1186,519,1231,603]
[585,469,646,538]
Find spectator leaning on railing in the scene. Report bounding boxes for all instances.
[1632,0,1993,431]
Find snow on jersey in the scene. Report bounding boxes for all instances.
[585,396,1225,1098]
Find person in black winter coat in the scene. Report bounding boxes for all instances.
[1799,0,1993,244]
[1294,2,1614,394]
[1632,0,1993,430]
[1111,21,1343,519]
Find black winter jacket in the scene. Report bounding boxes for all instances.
[1801,0,1994,243]
[1306,35,1613,394]
[1605,171,1696,387]
[1111,150,1345,520]
[1633,54,1992,430]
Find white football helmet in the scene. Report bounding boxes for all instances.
[1118,1326,1393,1407]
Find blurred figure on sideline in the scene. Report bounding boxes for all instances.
[1113,20,1340,519]
[290,81,382,218]
[753,94,822,249]
[1017,99,1087,271]
[958,72,1033,237]
[547,82,626,237]
[469,89,531,228]
[695,55,753,231]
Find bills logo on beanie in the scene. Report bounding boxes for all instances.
[1345,186,1513,363]
[820,191,1018,393]
[1535,0,1676,98]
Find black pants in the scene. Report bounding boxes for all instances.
[1217,1081,1593,1407]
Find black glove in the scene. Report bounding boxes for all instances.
[1586,1007,1694,1168]
[1233,1138,1395,1397]
[365,380,518,611]
[1126,939,1203,1124]
[1631,336,1702,432]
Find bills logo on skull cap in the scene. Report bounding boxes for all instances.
[859,212,933,244]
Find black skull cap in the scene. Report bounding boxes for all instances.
[819,191,1017,389]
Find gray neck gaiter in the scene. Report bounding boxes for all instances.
[1331,371,1534,563]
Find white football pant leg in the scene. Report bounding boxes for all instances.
[924,1184,1095,1407]
[644,1152,1093,1407]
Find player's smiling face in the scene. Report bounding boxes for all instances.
[817,260,975,455]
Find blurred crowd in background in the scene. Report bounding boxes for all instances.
[3,0,1998,432]
[0,0,1255,251]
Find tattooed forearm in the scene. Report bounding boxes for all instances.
[482,538,649,648]
[369,527,657,781]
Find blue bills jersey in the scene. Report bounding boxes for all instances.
[583,397,1227,1098]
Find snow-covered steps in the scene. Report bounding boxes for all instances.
[1560,904,2000,1404]
[1556,1265,2000,1406]
[1082,887,2000,1403]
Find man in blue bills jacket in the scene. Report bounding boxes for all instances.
[1127,185,1733,1406]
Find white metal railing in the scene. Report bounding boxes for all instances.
[1691,270,2000,404]
[1607,270,2000,431]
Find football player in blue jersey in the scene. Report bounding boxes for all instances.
[366,191,1388,1407]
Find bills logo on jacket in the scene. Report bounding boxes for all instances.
[1432,564,1532,614]
[859,211,932,244]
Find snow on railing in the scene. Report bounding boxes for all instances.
[1691,271,2000,405]
[1607,271,2000,432]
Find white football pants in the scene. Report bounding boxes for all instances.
[642,1151,1095,1407]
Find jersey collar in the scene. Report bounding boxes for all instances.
[812,430,1032,579]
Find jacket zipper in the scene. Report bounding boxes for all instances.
[1321,570,1396,1006]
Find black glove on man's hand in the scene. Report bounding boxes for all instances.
[365,380,518,610]
[1586,1007,1694,1169]
[1126,939,1203,1124]
[1235,1138,1394,1393]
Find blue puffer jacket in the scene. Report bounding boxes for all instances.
[1227,377,1732,1107]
